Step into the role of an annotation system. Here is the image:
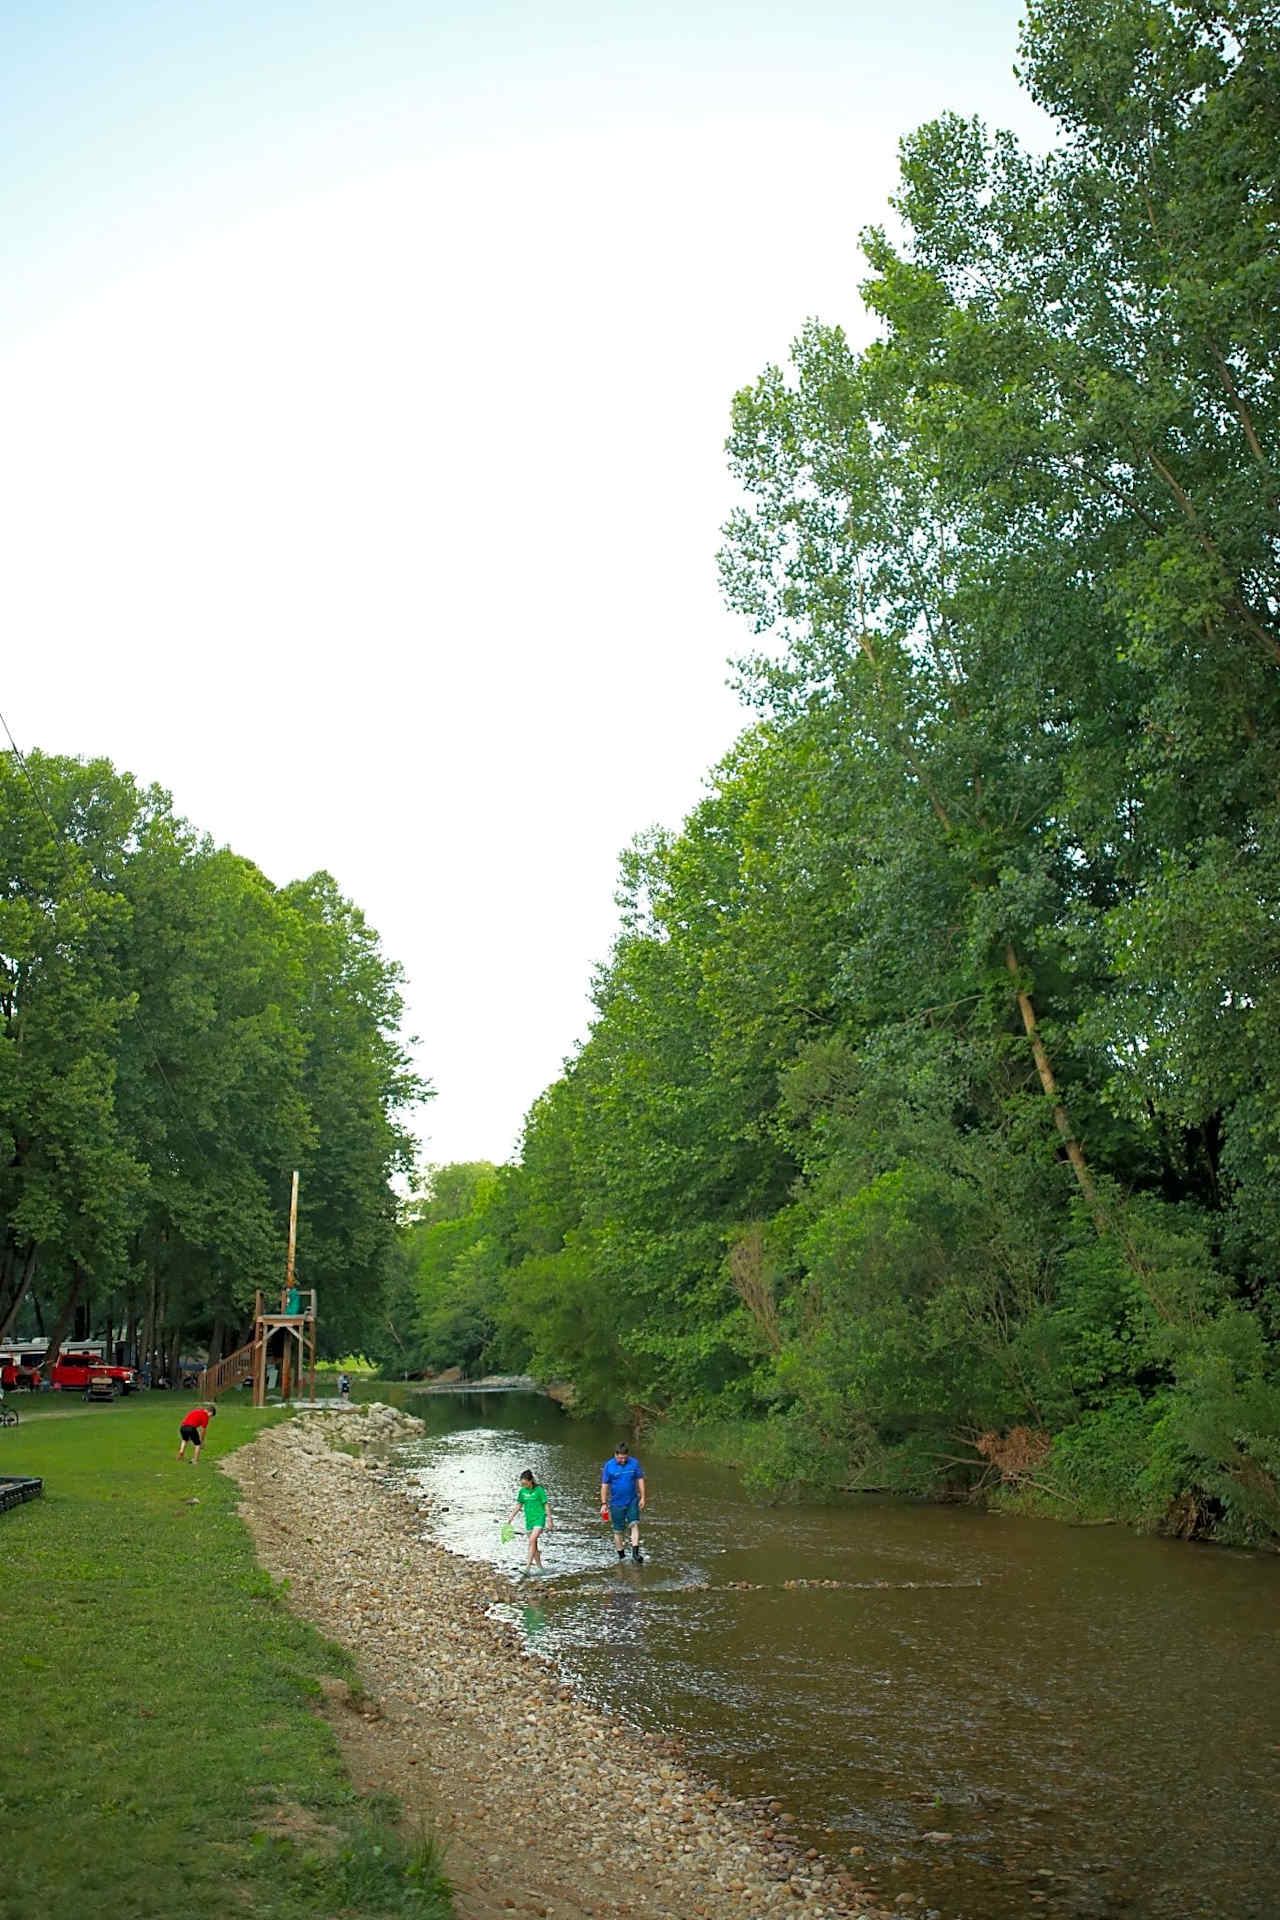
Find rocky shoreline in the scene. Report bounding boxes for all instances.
[226,1405,932,1920]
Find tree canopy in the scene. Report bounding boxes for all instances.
[403,0,1280,1547]
[1,749,425,1373]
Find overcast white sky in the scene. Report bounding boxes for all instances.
[3,1,1049,1170]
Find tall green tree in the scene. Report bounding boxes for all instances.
[284,874,425,1357]
[1,753,150,1339]
[118,833,310,1365]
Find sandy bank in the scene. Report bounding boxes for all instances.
[226,1406,923,1920]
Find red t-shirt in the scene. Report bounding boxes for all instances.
[183,1408,210,1431]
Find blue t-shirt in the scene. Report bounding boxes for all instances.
[602,1455,643,1507]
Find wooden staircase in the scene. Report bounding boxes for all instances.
[195,1277,317,1406]
[197,1340,259,1400]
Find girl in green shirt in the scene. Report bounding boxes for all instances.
[506,1469,553,1570]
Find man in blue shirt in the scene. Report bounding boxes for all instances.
[600,1444,646,1563]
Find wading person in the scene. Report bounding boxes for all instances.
[600,1443,645,1563]
[177,1403,216,1463]
[506,1468,553,1571]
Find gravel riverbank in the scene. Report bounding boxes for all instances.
[226,1406,930,1920]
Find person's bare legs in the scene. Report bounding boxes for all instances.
[529,1525,544,1569]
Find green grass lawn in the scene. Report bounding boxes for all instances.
[0,1392,451,1919]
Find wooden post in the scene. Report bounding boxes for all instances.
[279,1170,301,1397]
[285,1169,299,1298]
[253,1289,267,1409]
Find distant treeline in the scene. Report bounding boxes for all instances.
[0,751,423,1375]
[376,0,1280,1548]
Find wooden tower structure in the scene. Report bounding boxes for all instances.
[249,1283,317,1406]
[196,1171,317,1406]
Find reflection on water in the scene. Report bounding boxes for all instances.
[394,1392,1280,1920]
[520,1601,549,1644]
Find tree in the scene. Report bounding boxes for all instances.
[284,874,426,1357]
[0,753,149,1343]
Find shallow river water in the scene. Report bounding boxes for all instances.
[393,1390,1278,1920]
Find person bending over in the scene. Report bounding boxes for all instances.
[177,1403,216,1463]
[601,1443,645,1563]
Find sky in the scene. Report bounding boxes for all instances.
[2,0,1051,1171]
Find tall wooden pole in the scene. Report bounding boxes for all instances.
[253,1289,267,1408]
[285,1170,299,1297]
[283,1169,300,1400]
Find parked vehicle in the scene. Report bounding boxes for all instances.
[51,1352,138,1394]
[0,1358,41,1390]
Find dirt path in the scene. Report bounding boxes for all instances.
[226,1406,904,1920]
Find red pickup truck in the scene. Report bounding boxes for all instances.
[50,1352,138,1394]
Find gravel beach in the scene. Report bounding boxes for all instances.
[226,1405,921,1920]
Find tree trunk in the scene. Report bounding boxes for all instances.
[142,1271,159,1381]
[41,1268,88,1378]
[0,1243,39,1342]
[1005,943,1108,1235]
[728,1224,783,1353]
[851,642,1109,1250]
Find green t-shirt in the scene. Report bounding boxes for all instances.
[517,1484,548,1529]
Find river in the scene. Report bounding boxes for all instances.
[390,1389,1278,1920]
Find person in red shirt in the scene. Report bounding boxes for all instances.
[177,1404,217,1462]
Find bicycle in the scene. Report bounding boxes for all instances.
[0,1402,18,1428]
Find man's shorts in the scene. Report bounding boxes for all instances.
[179,1424,204,1444]
[609,1498,639,1530]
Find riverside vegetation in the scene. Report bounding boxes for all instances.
[375,0,1280,1549]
